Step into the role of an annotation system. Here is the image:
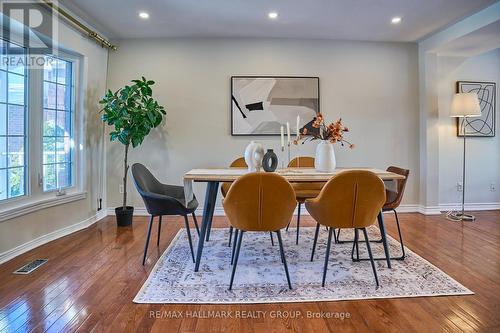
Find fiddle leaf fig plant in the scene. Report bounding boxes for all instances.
[100,77,166,211]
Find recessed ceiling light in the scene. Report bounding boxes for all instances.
[391,17,402,24]
[268,12,278,19]
[139,12,150,19]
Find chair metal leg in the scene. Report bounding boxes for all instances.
[362,228,379,287]
[229,230,244,290]
[286,221,290,231]
[351,229,360,261]
[311,222,320,262]
[377,212,392,268]
[351,228,357,260]
[296,203,301,245]
[363,210,404,261]
[192,212,200,236]
[351,212,403,263]
[355,229,360,260]
[322,227,334,287]
[337,228,381,243]
[270,232,275,246]
[228,226,233,247]
[393,209,406,260]
[184,215,195,263]
[276,230,292,289]
[333,228,338,243]
[231,229,239,265]
[157,215,162,246]
[142,215,155,265]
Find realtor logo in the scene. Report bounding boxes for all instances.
[1,0,58,55]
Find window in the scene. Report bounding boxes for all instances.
[42,56,74,191]
[0,36,82,214]
[0,39,27,201]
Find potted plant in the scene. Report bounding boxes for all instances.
[294,113,353,172]
[100,77,166,226]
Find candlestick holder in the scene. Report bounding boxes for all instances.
[280,146,286,169]
[295,141,300,168]
[287,142,291,167]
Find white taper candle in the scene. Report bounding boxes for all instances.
[296,115,300,139]
[280,125,284,149]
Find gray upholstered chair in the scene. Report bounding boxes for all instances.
[131,163,199,265]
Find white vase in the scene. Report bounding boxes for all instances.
[315,140,336,172]
[244,141,264,172]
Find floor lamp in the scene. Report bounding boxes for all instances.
[447,92,481,222]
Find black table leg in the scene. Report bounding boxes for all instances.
[205,211,214,241]
[205,183,219,242]
[194,181,219,272]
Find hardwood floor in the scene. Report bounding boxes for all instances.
[0,211,499,332]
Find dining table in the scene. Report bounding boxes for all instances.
[183,167,406,272]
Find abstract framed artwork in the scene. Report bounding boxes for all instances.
[231,76,319,136]
[456,81,496,137]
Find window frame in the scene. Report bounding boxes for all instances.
[0,38,29,204]
[41,55,76,193]
[0,43,86,218]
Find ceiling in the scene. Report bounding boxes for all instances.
[60,0,498,42]
[435,20,500,57]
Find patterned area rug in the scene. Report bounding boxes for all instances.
[134,227,472,304]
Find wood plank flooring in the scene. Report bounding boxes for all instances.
[0,211,499,332]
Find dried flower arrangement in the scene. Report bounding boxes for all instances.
[294,113,354,148]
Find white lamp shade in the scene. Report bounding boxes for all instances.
[450,93,481,117]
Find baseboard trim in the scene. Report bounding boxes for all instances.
[439,202,500,212]
[108,202,499,219]
[111,204,444,217]
[418,205,443,215]
[0,209,108,265]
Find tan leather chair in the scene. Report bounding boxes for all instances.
[221,157,276,247]
[305,170,386,287]
[287,156,323,244]
[223,172,297,290]
[383,166,410,260]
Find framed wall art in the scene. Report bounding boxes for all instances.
[231,76,319,136]
[456,81,496,137]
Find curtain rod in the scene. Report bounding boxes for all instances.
[41,0,117,50]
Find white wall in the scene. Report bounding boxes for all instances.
[106,38,420,210]
[417,2,500,213]
[438,48,500,205]
[0,19,108,257]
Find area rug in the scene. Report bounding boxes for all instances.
[134,227,472,304]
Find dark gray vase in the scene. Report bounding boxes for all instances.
[262,149,278,172]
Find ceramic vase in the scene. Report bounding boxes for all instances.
[244,141,264,172]
[315,140,336,172]
[262,149,278,172]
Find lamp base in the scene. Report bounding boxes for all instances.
[446,211,476,222]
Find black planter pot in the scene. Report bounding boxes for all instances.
[115,206,134,226]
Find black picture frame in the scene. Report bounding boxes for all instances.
[231,76,320,136]
[456,81,496,137]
